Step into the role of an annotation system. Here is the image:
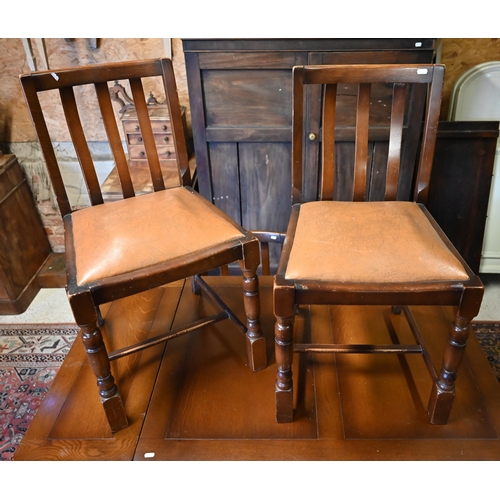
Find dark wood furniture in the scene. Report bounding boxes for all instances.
[428,121,500,274]
[183,39,437,235]
[273,64,483,426]
[0,153,52,314]
[20,58,267,433]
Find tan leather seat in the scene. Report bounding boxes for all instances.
[72,187,245,286]
[285,201,469,283]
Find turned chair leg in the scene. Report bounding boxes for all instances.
[275,313,295,423]
[69,292,128,433]
[240,263,267,372]
[428,288,482,424]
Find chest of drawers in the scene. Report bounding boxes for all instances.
[118,102,193,188]
[101,101,194,199]
[121,104,187,168]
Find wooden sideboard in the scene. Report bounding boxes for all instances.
[183,38,437,234]
[0,153,52,314]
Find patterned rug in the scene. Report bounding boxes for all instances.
[0,322,499,461]
[472,322,500,383]
[0,324,78,461]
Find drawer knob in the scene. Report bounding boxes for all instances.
[165,151,171,157]
[162,125,168,131]
[164,137,169,142]
[308,132,317,141]
[140,151,145,157]
[135,125,140,131]
[138,137,143,142]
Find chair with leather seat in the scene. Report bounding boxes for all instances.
[273,63,484,425]
[20,58,267,433]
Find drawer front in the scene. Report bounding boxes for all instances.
[127,133,173,145]
[123,120,171,134]
[128,145,176,160]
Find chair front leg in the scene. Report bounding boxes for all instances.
[240,263,267,372]
[69,291,128,433]
[428,286,483,424]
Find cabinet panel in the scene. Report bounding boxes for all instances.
[318,50,434,65]
[203,69,292,128]
[186,38,435,52]
[239,142,292,231]
[209,142,240,223]
[198,52,302,70]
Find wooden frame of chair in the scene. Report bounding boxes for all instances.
[274,64,484,425]
[20,58,267,433]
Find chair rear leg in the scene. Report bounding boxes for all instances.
[428,286,483,424]
[69,291,128,433]
[240,263,267,371]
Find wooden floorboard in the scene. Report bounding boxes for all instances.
[14,277,500,461]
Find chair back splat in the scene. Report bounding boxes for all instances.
[275,63,484,428]
[20,59,189,217]
[292,64,444,205]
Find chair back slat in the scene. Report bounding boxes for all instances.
[385,83,407,200]
[353,83,371,201]
[20,76,72,216]
[320,84,337,200]
[161,59,188,186]
[413,66,445,203]
[292,64,444,205]
[129,78,165,192]
[20,58,190,217]
[95,81,135,199]
[59,86,104,206]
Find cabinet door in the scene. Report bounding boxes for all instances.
[185,51,307,231]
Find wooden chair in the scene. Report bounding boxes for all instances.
[20,58,267,433]
[274,64,484,425]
